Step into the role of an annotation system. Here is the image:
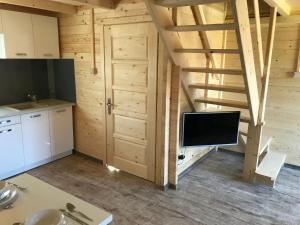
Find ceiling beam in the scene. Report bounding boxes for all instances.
[263,0,291,16]
[0,0,77,14]
[58,0,114,9]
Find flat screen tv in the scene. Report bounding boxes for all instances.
[182,111,240,147]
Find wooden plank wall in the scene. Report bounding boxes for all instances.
[224,22,300,166]
[59,0,151,161]
[59,0,228,185]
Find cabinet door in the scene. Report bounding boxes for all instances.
[49,107,74,157]
[21,111,51,166]
[0,11,5,58]
[1,10,34,58]
[32,15,59,58]
[0,124,24,178]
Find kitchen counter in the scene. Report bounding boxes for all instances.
[0,99,75,119]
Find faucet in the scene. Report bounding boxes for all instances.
[27,94,37,102]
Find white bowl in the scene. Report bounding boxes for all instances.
[25,209,66,225]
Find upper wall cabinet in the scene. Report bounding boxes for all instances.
[0,11,5,58]
[32,15,59,59]
[1,10,35,58]
[0,10,60,59]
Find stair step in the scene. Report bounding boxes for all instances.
[256,151,286,186]
[194,97,249,109]
[240,130,248,137]
[240,116,250,123]
[153,0,226,7]
[259,136,272,156]
[189,83,246,93]
[182,67,243,75]
[175,48,240,54]
[166,23,236,32]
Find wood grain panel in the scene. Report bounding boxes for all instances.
[114,138,146,164]
[114,115,146,140]
[113,90,147,114]
[112,36,148,60]
[112,63,148,87]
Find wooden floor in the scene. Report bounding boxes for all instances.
[29,151,300,225]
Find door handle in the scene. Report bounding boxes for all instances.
[106,98,113,115]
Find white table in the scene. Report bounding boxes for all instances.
[0,174,113,225]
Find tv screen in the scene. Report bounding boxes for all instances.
[182,111,240,147]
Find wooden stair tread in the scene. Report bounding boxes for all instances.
[259,136,272,155]
[166,23,236,32]
[194,97,248,109]
[153,0,226,7]
[175,48,240,54]
[256,151,286,181]
[189,83,246,93]
[182,67,243,75]
[240,130,248,137]
[240,116,250,123]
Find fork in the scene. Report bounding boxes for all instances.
[8,182,27,192]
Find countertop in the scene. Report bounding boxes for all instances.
[0,99,75,119]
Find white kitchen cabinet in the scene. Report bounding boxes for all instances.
[1,10,35,58]
[0,11,5,58]
[32,15,59,59]
[0,123,24,179]
[21,111,52,169]
[49,106,74,159]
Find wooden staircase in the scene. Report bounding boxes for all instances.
[145,0,286,187]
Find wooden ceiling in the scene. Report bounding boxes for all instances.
[0,0,116,14]
[0,0,299,16]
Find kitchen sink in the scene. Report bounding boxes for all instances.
[8,102,48,111]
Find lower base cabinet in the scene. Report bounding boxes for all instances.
[0,123,24,179]
[0,105,74,179]
[21,111,52,169]
[49,106,74,159]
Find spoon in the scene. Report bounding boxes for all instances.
[66,203,93,221]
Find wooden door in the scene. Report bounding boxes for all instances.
[105,23,158,182]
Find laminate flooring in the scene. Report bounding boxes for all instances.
[29,151,300,225]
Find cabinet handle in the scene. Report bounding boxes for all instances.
[56,109,66,113]
[44,53,53,57]
[0,129,12,134]
[16,53,27,56]
[0,120,11,125]
[30,114,41,119]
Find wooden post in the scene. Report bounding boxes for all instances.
[231,0,260,125]
[156,38,171,187]
[168,65,181,187]
[243,7,277,182]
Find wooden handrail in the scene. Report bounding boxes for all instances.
[258,7,277,123]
